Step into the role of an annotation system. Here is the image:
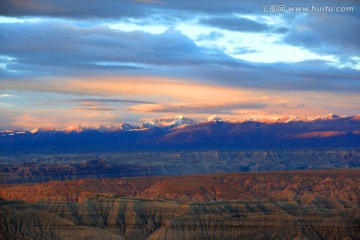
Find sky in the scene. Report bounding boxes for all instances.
[0,0,359,129]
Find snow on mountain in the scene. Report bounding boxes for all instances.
[311,113,339,121]
[93,125,117,132]
[275,116,310,123]
[322,113,340,120]
[148,115,197,129]
[170,115,197,126]
[0,113,355,136]
[30,128,44,134]
[139,121,157,129]
[116,123,137,130]
[30,127,57,134]
[206,115,223,122]
[0,130,29,136]
[234,116,311,124]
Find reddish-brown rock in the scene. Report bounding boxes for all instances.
[1,169,360,240]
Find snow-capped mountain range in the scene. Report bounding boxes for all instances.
[1,113,359,153]
[0,113,354,136]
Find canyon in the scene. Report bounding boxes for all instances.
[1,169,360,239]
[1,115,359,239]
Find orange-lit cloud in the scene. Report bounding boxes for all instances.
[1,75,359,129]
[0,76,271,102]
[127,102,267,114]
[74,101,117,111]
[79,101,105,107]
[6,109,119,130]
[1,76,358,112]
[74,107,117,111]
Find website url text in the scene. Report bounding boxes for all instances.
[262,5,354,13]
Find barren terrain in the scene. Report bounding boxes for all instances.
[1,169,360,239]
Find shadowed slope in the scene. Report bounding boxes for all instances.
[1,149,359,184]
[1,169,360,240]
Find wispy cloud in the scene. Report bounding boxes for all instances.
[69,98,154,104]
[128,102,267,114]
[0,0,267,19]
[0,0,359,129]
[283,13,360,59]
[0,108,119,130]
[199,16,274,33]
[127,103,266,114]
[74,107,117,111]
[1,20,359,93]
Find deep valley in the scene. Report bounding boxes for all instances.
[1,169,360,239]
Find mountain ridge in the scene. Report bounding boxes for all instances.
[1,114,359,153]
[1,113,357,134]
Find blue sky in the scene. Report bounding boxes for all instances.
[0,0,359,129]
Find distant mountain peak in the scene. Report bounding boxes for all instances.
[206,115,223,122]
[1,113,354,136]
[324,113,340,119]
[171,115,196,127]
[175,115,185,119]
[64,125,84,133]
[315,113,340,121]
[140,121,157,129]
[30,127,56,134]
[275,115,309,123]
[116,122,137,130]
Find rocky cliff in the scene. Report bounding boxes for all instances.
[1,169,360,239]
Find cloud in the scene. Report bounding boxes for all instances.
[232,47,258,55]
[70,98,151,111]
[69,98,154,104]
[0,0,359,128]
[0,22,239,78]
[0,0,148,19]
[0,109,17,130]
[134,0,162,3]
[74,107,117,111]
[1,20,359,95]
[127,102,267,114]
[198,15,289,33]
[0,107,119,130]
[0,0,268,19]
[297,104,306,108]
[1,76,358,129]
[199,16,271,32]
[189,61,360,93]
[196,31,224,41]
[282,13,360,58]
[0,77,264,103]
